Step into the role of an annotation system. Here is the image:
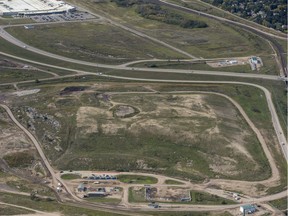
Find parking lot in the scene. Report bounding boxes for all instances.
[29,11,96,23]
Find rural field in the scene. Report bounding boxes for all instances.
[5,22,186,64]
[66,0,273,59]
[7,82,271,182]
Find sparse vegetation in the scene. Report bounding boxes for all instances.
[6,179,55,197]
[87,197,121,204]
[0,69,52,83]
[128,187,146,202]
[269,197,288,212]
[0,204,33,215]
[118,175,158,184]
[9,84,272,182]
[3,151,35,168]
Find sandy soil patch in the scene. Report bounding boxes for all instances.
[208,155,239,176]
[0,113,33,157]
[113,105,137,118]
[101,121,127,135]
[150,187,190,202]
[12,89,40,97]
[76,107,98,134]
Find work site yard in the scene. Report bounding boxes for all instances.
[3,82,271,183]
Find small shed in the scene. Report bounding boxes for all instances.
[229,60,238,64]
[240,204,256,214]
[24,25,34,29]
[251,57,258,64]
[77,183,86,192]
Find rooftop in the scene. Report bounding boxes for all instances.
[0,0,75,15]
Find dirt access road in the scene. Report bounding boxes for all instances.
[1,88,285,213]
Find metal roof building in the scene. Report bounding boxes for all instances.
[0,0,75,16]
[240,204,256,214]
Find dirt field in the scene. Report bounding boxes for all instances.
[0,108,34,157]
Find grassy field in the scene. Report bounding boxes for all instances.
[190,191,235,205]
[5,22,186,64]
[131,57,278,75]
[0,17,34,25]
[66,0,273,59]
[0,68,53,83]
[0,38,106,72]
[164,179,184,185]
[3,151,35,168]
[117,175,158,184]
[0,204,33,215]
[269,197,288,212]
[87,197,121,204]
[131,61,253,73]
[61,173,81,180]
[6,179,55,197]
[0,192,123,216]
[9,82,272,182]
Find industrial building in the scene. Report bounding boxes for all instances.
[240,204,256,214]
[0,0,75,16]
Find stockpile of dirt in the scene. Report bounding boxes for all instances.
[113,105,139,118]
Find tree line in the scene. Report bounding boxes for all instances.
[210,0,287,31]
[112,0,208,29]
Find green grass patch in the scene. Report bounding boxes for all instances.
[61,173,81,180]
[0,204,33,215]
[5,22,186,64]
[0,68,52,83]
[164,179,184,185]
[6,179,55,197]
[269,197,288,211]
[118,175,158,184]
[3,151,35,168]
[190,191,235,205]
[0,17,34,25]
[131,61,253,73]
[86,197,121,204]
